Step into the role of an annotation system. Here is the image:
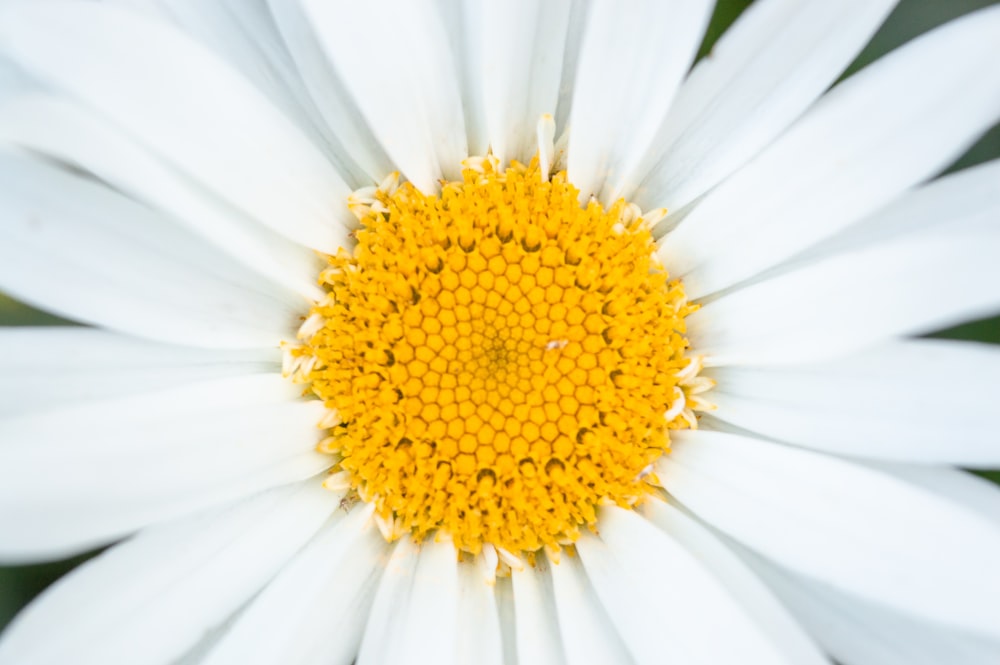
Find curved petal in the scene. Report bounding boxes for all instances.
[0,1,354,251]
[201,503,386,665]
[441,0,489,157]
[392,538,461,664]
[0,374,332,562]
[566,0,713,204]
[494,576,519,665]
[356,537,461,665]
[300,0,468,192]
[688,227,1000,366]
[740,549,1000,665]
[0,54,34,102]
[787,157,1000,270]
[707,339,1000,466]
[658,6,1000,299]
[0,327,278,417]
[103,0,349,172]
[0,481,336,665]
[548,552,632,665]
[658,430,1000,638]
[456,554,504,665]
[0,94,327,300]
[632,0,897,211]
[354,538,418,665]
[0,151,301,349]
[869,464,1000,531]
[170,607,246,665]
[511,554,566,665]
[640,499,829,665]
[265,0,394,184]
[576,505,798,664]
[480,0,571,166]
[551,1,590,136]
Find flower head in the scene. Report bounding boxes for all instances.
[1,1,1000,664]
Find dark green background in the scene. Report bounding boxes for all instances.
[1,0,998,633]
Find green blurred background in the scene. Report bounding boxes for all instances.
[1,0,999,633]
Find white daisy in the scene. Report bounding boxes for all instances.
[1,0,999,664]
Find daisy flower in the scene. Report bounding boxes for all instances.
[1,0,1000,663]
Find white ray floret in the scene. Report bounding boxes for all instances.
[659,7,1000,299]
[659,430,1000,638]
[0,481,337,665]
[0,375,332,561]
[632,0,899,213]
[0,1,356,251]
[707,339,1000,466]
[200,502,384,665]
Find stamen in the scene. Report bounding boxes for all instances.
[481,544,499,582]
[663,386,687,422]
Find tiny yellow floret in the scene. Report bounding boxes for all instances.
[295,157,698,556]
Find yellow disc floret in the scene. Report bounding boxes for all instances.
[293,156,698,556]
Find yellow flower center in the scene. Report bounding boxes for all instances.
[290,156,700,557]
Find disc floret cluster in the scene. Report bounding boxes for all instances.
[291,156,700,556]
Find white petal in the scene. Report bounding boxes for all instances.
[567,0,713,204]
[480,0,571,166]
[640,499,829,665]
[548,552,632,665]
[659,6,1000,299]
[494,575,520,665]
[0,53,34,101]
[357,537,460,665]
[0,327,278,417]
[442,0,489,157]
[456,554,504,665]
[0,94,327,300]
[688,228,1000,366]
[576,505,795,664]
[708,339,1000,466]
[0,481,336,665]
[659,429,1000,638]
[0,151,301,349]
[0,1,354,251]
[0,374,332,562]
[104,0,349,174]
[511,554,566,665]
[788,157,1000,269]
[869,464,1000,531]
[202,503,386,665]
[632,0,897,212]
[265,0,394,183]
[355,538,418,665]
[396,538,461,664]
[170,606,247,665]
[300,0,468,192]
[741,549,1000,665]
[189,0,383,184]
[551,1,590,136]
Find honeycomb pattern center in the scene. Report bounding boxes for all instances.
[294,158,696,555]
